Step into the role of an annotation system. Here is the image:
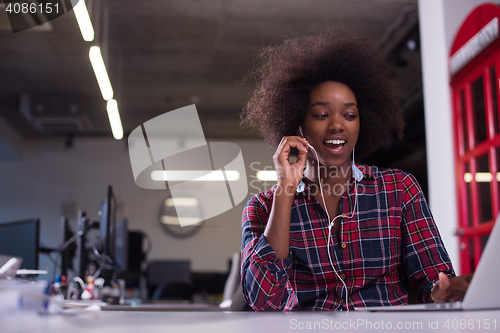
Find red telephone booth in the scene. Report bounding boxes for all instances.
[450,3,500,274]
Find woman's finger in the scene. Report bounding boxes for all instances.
[275,137,308,164]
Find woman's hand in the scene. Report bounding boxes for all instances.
[273,136,309,193]
[265,136,308,259]
[430,272,474,303]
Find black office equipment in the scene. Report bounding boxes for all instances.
[0,218,40,270]
[75,185,130,283]
[114,218,128,273]
[73,186,134,287]
[147,260,192,300]
[99,185,117,261]
[60,216,76,277]
[76,211,90,280]
[116,230,147,288]
[127,230,147,274]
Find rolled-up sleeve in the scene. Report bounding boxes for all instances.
[241,195,295,311]
[400,173,455,303]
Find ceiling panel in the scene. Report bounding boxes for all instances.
[0,0,420,140]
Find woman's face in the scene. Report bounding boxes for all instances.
[302,81,360,170]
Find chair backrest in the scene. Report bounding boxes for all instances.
[219,252,247,311]
[222,252,240,301]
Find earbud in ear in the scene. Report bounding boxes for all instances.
[299,126,314,150]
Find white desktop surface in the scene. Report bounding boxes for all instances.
[1,309,499,333]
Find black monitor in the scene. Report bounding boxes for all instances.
[114,218,128,273]
[99,185,116,261]
[0,218,40,270]
[60,217,76,277]
[75,185,127,281]
[98,185,130,276]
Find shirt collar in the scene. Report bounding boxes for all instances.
[356,163,375,180]
[296,181,306,193]
[296,162,370,194]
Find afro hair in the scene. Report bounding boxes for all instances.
[241,27,405,159]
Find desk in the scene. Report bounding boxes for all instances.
[102,303,223,311]
[1,309,499,333]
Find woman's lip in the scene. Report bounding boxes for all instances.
[324,138,347,145]
[323,141,347,154]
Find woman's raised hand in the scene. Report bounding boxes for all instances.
[273,136,309,194]
[265,136,309,259]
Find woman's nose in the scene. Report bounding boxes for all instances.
[328,114,344,132]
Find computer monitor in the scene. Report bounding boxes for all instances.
[99,185,116,261]
[0,218,40,270]
[76,186,127,282]
[60,217,76,277]
[114,218,128,273]
[98,185,130,275]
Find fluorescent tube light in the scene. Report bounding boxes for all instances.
[463,172,499,183]
[256,170,277,181]
[151,170,240,182]
[476,172,493,182]
[73,0,94,42]
[106,99,123,140]
[463,173,473,183]
[165,198,199,207]
[89,46,114,101]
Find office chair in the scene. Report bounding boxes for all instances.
[219,251,247,311]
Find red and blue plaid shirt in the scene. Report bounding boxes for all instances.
[241,164,455,311]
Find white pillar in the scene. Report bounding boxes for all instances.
[418,0,460,273]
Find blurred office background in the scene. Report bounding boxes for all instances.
[0,0,497,298]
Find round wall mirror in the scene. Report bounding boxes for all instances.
[159,194,204,238]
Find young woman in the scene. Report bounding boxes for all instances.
[240,28,472,311]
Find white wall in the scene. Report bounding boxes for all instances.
[0,137,276,276]
[418,0,499,274]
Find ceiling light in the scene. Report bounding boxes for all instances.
[464,173,473,183]
[151,170,240,182]
[106,99,123,140]
[165,197,199,207]
[89,46,114,101]
[476,172,493,182]
[407,39,417,51]
[463,172,497,183]
[256,170,277,181]
[73,0,94,42]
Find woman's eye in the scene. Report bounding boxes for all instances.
[314,114,328,119]
[345,114,358,120]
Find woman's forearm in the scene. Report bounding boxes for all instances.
[264,184,296,259]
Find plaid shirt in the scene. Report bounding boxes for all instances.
[241,164,455,311]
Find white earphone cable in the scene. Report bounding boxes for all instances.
[305,143,358,311]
